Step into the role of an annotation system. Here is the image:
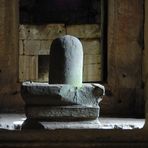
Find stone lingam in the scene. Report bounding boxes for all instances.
[21,35,105,129]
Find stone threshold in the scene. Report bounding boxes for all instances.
[0,114,145,130]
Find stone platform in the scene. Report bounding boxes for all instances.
[22,82,105,121]
[0,114,145,130]
[25,105,99,121]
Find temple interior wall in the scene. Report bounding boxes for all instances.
[0,0,148,147]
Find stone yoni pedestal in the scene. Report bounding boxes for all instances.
[21,35,105,129]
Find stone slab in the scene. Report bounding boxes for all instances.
[21,40,52,55]
[19,56,38,81]
[66,24,100,38]
[81,39,101,55]
[25,105,100,121]
[23,40,40,55]
[0,114,145,130]
[21,82,105,106]
[39,40,52,55]
[22,118,101,130]
[84,55,101,65]
[19,24,66,40]
[83,64,102,81]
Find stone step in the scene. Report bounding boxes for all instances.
[26,105,100,121]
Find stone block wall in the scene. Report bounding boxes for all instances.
[19,24,102,82]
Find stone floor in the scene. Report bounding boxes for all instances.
[0,114,145,130]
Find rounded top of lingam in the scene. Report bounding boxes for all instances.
[49,35,83,87]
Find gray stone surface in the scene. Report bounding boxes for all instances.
[49,35,83,87]
[21,82,104,106]
[25,105,99,121]
[0,114,145,130]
